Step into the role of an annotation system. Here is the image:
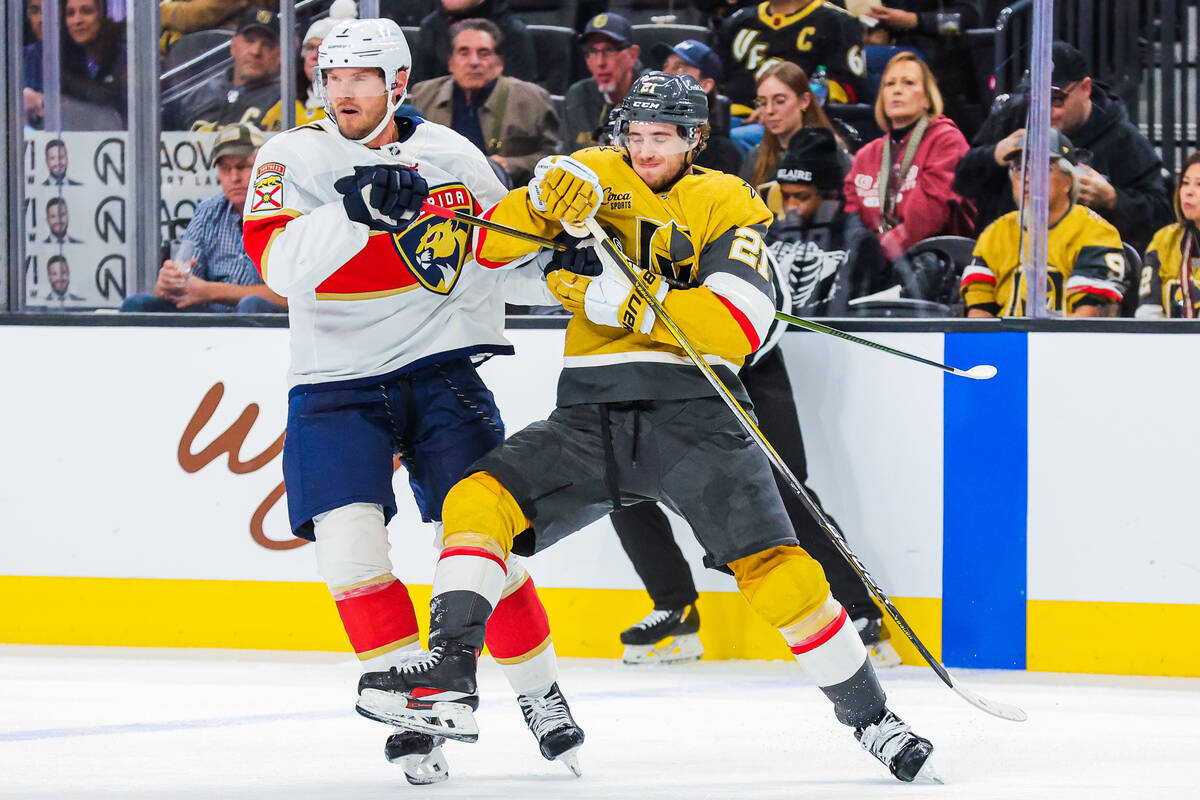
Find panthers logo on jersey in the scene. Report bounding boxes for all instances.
[394,183,474,295]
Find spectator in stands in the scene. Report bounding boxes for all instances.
[714,1,867,121]
[863,2,983,136]
[295,0,358,125]
[1136,151,1200,319]
[762,127,886,315]
[845,52,973,262]
[379,0,436,27]
[175,8,282,131]
[23,0,128,128]
[121,124,286,314]
[409,19,560,186]
[159,0,276,52]
[652,39,741,175]
[742,61,847,188]
[42,255,85,307]
[691,0,757,27]
[961,129,1126,318]
[954,41,1172,254]
[564,13,643,151]
[25,1,42,44]
[45,198,81,244]
[409,0,536,84]
[44,139,82,186]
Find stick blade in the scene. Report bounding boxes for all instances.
[948,676,1027,721]
[961,364,998,380]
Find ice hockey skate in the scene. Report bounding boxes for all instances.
[356,642,481,742]
[384,729,449,785]
[518,682,585,776]
[854,615,902,668]
[854,708,940,783]
[620,604,703,665]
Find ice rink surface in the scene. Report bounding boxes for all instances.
[2,646,1196,800]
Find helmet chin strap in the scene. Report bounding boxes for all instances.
[353,93,402,145]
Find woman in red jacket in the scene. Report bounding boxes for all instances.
[844,51,975,262]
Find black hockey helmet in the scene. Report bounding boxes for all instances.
[612,71,709,144]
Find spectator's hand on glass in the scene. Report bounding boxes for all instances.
[490,154,510,175]
[993,128,1026,166]
[867,5,919,30]
[23,87,44,124]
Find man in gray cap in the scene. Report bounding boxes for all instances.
[563,13,644,150]
[122,123,286,314]
[174,8,285,132]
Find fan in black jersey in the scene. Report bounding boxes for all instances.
[715,0,867,117]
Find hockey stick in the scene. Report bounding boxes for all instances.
[422,200,568,252]
[773,312,998,380]
[426,202,997,380]
[581,215,1027,723]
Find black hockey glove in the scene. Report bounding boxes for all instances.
[334,165,429,233]
[545,234,603,277]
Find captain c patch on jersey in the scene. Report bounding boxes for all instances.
[251,163,286,213]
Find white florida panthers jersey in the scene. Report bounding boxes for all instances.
[243,114,549,388]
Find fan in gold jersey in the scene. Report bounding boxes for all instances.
[961,128,1127,317]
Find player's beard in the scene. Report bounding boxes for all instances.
[334,103,387,141]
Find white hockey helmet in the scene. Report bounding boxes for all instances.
[314,18,411,144]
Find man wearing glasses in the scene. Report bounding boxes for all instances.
[954,41,1171,253]
[563,13,645,150]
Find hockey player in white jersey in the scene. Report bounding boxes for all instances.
[242,19,583,783]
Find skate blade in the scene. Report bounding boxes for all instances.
[622,633,703,665]
[556,745,583,778]
[868,639,902,668]
[913,758,943,785]
[356,691,480,743]
[393,746,450,785]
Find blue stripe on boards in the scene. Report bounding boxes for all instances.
[942,331,1028,669]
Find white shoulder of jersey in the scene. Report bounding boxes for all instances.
[402,118,509,210]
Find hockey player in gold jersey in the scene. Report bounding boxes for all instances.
[961,129,1127,317]
[354,72,938,784]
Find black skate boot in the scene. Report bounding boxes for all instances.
[854,708,939,783]
[853,614,901,668]
[518,682,585,776]
[619,604,702,665]
[356,642,481,742]
[384,729,449,785]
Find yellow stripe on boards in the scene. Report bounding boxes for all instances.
[1027,599,1200,677]
[0,575,944,665]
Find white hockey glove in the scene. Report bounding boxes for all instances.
[528,156,603,226]
[583,260,670,335]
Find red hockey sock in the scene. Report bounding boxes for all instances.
[333,577,419,660]
[485,573,552,662]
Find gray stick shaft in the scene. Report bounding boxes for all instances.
[774,311,965,375]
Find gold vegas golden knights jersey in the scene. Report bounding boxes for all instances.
[478,146,777,407]
[1139,223,1200,317]
[960,205,1126,316]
